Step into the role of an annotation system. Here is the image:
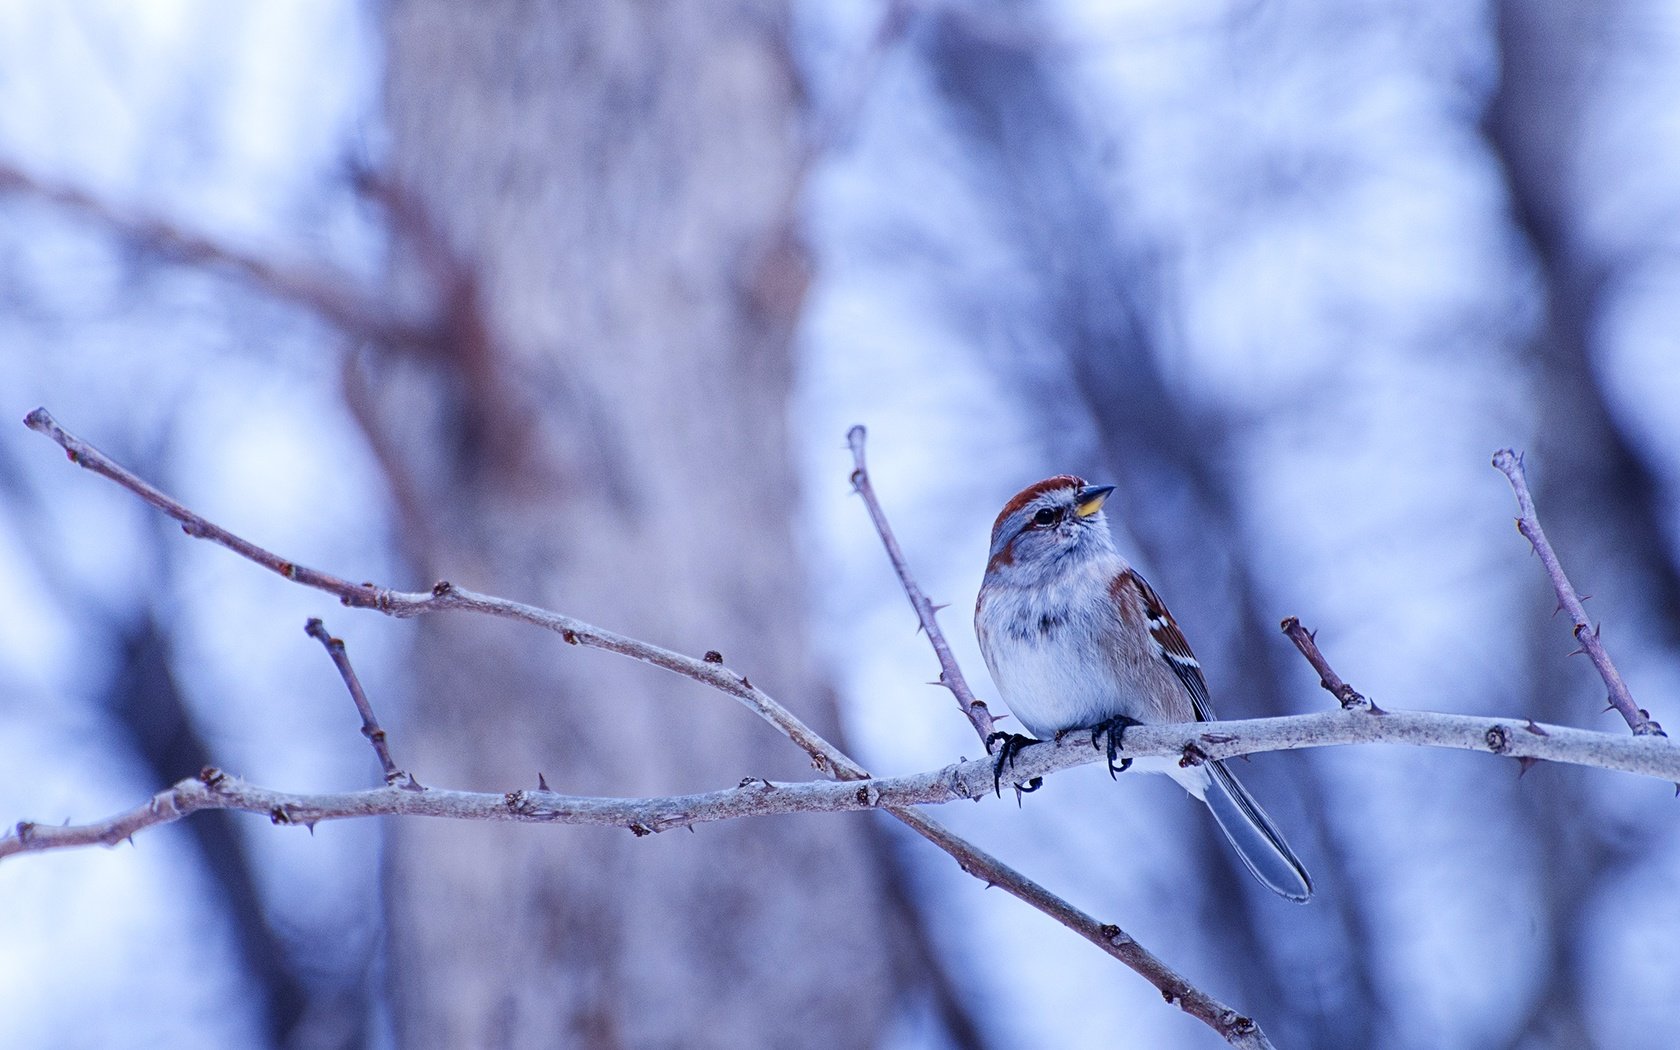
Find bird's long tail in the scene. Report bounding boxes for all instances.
[1199,760,1313,902]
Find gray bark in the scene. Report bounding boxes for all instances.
[369,4,892,1047]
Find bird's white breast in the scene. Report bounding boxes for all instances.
[975,551,1139,739]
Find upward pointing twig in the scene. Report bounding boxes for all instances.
[304,619,422,790]
[846,425,996,741]
[1493,449,1664,737]
[1279,617,1380,714]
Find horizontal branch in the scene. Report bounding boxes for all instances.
[9,707,1674,863]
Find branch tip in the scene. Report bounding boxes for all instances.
[1496,448,1657,736]
[846,425,995,741]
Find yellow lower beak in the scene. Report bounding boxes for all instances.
[1074,485,1115,517]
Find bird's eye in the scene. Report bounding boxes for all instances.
[1032,507,1059,527]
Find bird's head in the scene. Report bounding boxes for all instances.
[984,475,1116,582]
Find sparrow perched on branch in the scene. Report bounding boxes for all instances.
[974,475,1313,902]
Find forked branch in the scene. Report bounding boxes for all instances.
[15,407,1273,1048]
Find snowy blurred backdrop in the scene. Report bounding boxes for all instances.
[4,2,1680,1048]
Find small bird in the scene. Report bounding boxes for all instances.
[974,475,1312,902]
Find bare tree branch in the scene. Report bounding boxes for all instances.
[846,425,996,740]
[0,162,441,350]
[27,410,1680,1046]
[20,407,1274,1048]
[1494,448,1666,737]
[304,618,421,790]
[9,705,1677,864]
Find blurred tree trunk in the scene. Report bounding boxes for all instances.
[363,4,893,1047]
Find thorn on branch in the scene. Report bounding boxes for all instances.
[537,772,550,791]
[1516,756,1540,779]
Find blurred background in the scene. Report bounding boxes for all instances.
[3,1,1680,1047]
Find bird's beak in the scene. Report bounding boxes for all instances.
[1074,484,1115,517]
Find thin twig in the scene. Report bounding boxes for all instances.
[303,618,420,789]
[1280,617,1380,713]
[846,425,996,740]
[22,408,1270,1047]
[1493,448,1665,737]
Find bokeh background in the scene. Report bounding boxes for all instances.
[4,2,1680,1048]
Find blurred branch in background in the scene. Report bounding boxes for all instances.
[0,161,441,351]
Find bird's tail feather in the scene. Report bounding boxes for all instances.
[1201,760,1313,902]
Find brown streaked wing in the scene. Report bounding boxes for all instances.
[1119,568,1217,721]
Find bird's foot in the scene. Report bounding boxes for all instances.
[1088,715,1144,779]
[985,731,1044,802]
